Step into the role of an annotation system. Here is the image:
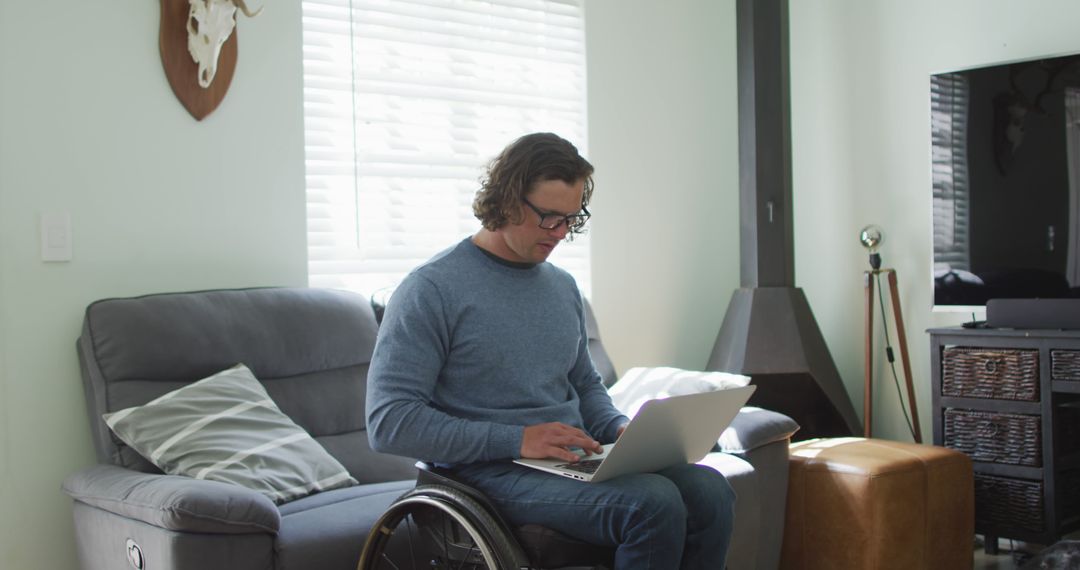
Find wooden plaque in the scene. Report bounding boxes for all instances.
[159,0,238,121]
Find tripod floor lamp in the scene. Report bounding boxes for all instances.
[860,225,922,443]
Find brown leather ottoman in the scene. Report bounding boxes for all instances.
[780,437,973,570]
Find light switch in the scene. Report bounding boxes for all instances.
[40,212,72,262]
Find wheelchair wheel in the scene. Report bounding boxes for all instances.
[358,484,525,570]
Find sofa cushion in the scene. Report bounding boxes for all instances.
[275,480,415,570]
[582,300,619,388]
[104,364,358,504]
[78,287,385,476]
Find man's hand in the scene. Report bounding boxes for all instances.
[521,422,602,463]
[616,423,628,439]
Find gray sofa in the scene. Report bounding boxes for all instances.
[62,287,797,570]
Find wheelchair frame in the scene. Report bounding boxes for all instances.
[357,464,614,570]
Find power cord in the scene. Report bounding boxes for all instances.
[874,272,917,441]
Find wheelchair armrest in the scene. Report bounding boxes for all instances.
[415,461,457,486]
[415,461,498,510]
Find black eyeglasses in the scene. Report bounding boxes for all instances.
[522,198,591,232]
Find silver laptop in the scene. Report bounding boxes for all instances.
[514,385,755,483]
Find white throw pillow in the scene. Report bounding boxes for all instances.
[608,366,751,417]
[104,363,358,504]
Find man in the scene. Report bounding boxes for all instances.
[366,132,735,569]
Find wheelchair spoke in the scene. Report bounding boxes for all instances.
[440,510,468,570]
[405,514,418,569]
[376,552,401,570]
[440,511,452,566]
[452,542,479,570]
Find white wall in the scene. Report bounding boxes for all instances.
[586,0,740,373]
[0,2,307,568]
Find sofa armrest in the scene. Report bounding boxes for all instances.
[719,406,799,456]
[63,464,280,535]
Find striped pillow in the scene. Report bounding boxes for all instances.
[103,364,358,504]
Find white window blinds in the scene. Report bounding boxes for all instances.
[301,0,591,298]
[931,72,971,272]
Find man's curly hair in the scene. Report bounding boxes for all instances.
[473,132,594,233]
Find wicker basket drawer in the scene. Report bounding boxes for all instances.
[943,408,1042,466]
[1052,350,1080,381]
[942,347,1040,401]
[974,473,1044,533]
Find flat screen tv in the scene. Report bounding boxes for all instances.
[931,51,1080,311]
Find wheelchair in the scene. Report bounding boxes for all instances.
[357,462,616,570]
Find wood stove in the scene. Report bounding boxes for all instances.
[706,0,860,439]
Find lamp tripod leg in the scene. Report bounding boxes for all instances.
[864,271,875,438]
[886,270,922,443]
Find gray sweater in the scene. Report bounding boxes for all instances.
[366,238,628,464]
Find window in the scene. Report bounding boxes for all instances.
[931,72,971,272]
[301,0,591,298]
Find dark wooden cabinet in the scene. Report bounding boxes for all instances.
[929,327,1080,552]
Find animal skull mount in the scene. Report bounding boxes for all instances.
[187,0,262,88]
[159,0,262,120]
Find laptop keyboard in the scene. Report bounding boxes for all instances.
[556,459,603,474]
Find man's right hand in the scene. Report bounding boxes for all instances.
[520,422,602,463]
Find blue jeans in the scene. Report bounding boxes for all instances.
[451,461,736,570]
